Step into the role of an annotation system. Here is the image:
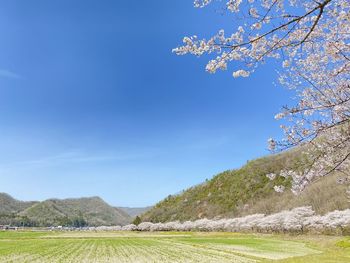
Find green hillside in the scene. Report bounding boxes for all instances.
[0,194,131,227]
[141,149,349,223]
[0,193,37,214]
[117,206,152,218]
[20,197,131,226]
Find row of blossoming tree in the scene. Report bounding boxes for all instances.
[173,0,350,195]
[85,206,350,234]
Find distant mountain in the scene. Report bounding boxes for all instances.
[141,148,350,223]
[117,206,152,218]
[0,194,131,227]
[0,193,37,214]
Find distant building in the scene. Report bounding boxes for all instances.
[0,225,18,231]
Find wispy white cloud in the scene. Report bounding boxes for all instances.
[0,69,20,79]
[12,151,139,166]
[0,149,157,171]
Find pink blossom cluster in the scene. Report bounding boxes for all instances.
[174,0,350,194]
[119,207,350,233]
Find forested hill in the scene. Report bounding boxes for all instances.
[0,194,132,227]
[141,149,350,223]
[0,193,38,214]
[117,207,152,218]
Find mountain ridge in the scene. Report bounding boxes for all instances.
[0,192,38,214]
[117,206,152,218]
[140,148,350,223]
[0,193,133,227]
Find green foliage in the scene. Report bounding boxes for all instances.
[0,193,37,214]
[133,216,142,226]
[0,213,37,227]
[0,195,131,227]
[72,217,88,228]
[0,231,349,262]
[337,238,350,248]
[141,148,349,222]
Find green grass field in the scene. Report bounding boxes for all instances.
[0,231,350,262]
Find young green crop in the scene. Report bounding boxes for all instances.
[0,231,349,262]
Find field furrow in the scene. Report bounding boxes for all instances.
[1,231,348,262]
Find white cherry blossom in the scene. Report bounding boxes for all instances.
[174,0,350,194]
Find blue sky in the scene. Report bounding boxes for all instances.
[0,0,293,207]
